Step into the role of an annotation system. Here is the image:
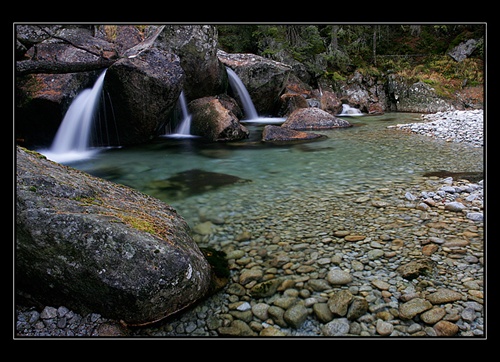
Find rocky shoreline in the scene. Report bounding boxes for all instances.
[391,109,484,148]
[15,110,485,339]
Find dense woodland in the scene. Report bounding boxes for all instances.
[216,24,484,95]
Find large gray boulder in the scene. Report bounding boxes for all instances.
[448,38,483,62]
[104,46,185,146]
[15,146,212,326]
[153,25,227,101]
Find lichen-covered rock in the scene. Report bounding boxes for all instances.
[15,146,212,326]
[396,259,435,280]
[386,74,455,113]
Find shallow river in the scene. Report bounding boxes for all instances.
[62,113,484,228]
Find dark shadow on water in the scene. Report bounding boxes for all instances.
[293,144,336,152]
[147,168,252,201]
[423,170,484,183]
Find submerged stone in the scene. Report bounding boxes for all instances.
[149,168,251,200]
[261,125,327,143]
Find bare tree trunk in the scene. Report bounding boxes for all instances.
[372,25,377,66]
[330,25,339,53]
[285,25,301,46]
[410,25,421,36]
[15,25,119,76]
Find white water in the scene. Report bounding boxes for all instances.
[164,91,198,139]
[226,67,259,120]
[226,67,285,124]
[40,69,107,163]
[338,104,363,116]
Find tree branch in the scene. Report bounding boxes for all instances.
[15,58,116,76]
[15,25,119,76]
[36,25,103,58]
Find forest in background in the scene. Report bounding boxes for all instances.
[216,24,484,97]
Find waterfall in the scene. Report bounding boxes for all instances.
[164,90,198,138]
[338,104,363,116]
[175,91,192,135]
[40,69,107,163]
[226,67,259,120]
[226,66,284,124]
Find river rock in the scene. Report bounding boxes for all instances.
[282,107,352,130]
[326,269,353,285]
[262,125,326,143]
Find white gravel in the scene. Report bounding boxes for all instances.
[391,109,484,148]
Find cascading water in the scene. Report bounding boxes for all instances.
[40,69,108,163]
[175,91,192,135]
[226,66,284,124]
[338,104,363,116]
[164,90,197,138]
[226,67,258,120]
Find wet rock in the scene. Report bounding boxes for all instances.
[282,107,352,130]
[328,289,354,317]
[218,320,257,336]
[313,303,334,323]
[346,297,369,320]
[259,325,287,336]
[322,318,350,336]
[149,168,251,200]
[189,96,250,141]
[262,124,327,143]
[250,279,282,298]
[376,319,394,336]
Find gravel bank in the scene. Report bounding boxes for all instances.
[15,110,485,339]
[391,109,484,148]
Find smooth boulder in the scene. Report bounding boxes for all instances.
[281,108,352,130]
[15,146,212,326]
